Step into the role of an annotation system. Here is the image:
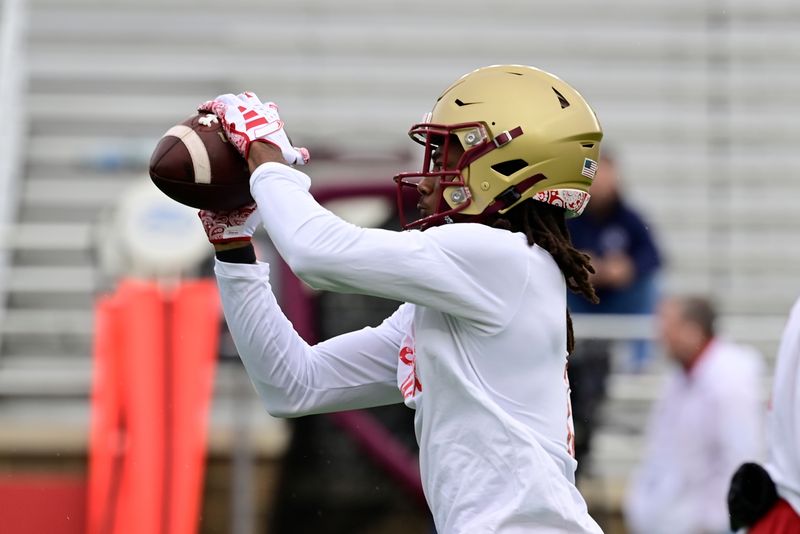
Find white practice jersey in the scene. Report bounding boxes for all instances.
[765,296,800,516]
[624,338,764,534]
[214,162,603,533]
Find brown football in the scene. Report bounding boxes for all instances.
[149,112,253,210]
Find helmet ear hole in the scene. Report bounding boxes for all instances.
[491,159,528,177]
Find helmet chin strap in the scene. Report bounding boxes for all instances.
[481,174,546,217]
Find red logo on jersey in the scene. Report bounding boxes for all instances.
[564,363,575,457]
[399,345,422,399]
[399,346,414,364]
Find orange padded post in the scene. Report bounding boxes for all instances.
[88,279,220,534]
[116,280,167,534]
[87,295,124,534]
[167,280,220,534]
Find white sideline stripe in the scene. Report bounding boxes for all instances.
[162,125,211,184]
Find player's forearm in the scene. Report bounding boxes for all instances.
[214,259,401,416]
[214,260,318,416]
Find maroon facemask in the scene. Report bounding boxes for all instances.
[393,121,524,230]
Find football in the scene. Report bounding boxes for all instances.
[149,112,253,210]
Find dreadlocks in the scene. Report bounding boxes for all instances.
[494,200,598,354]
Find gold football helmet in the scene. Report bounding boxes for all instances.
[394,65,603,229]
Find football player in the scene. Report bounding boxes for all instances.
[199,65,604,533]
[728,296,800,533]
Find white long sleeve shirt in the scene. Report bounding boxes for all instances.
[765,296,800,517]
[624,339,765,534]
[214,162,603,533]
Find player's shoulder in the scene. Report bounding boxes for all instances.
[425,221,512,237]
[424,223,542,267]
[422,222,527,251]
[423,222,559,275]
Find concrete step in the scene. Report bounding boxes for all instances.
[26,92,800,142]
[0,356,269,398]
[574,311,791,343]
[2,222,100,271]
[5,265,98,308]
[590,430,646,478]
[29,0,800,15]
[25,3,800,69]
[3,222,94,251]
[0,356,93,397]
[7,266,97,293]
[3,308,93,336]
[1,308,93,357]
[13,170,144,223]
[21,177,136,208]
[0,392,289,457]
[603,371,772,406]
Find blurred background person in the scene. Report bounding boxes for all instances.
[566,150,662,478]
[568,150,663,370]
[624,295,765,534]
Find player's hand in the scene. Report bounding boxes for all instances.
[236,91,311,166]
[197,93,310,165]
[198,203,261,246]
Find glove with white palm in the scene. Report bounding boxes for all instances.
[197,92,309,165]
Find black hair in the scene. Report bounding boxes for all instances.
[493,200,598,354]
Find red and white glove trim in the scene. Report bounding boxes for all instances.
[198,93,309,165]
[198,203,261,244]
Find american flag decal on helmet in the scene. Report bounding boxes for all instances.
[581,158,598,180]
